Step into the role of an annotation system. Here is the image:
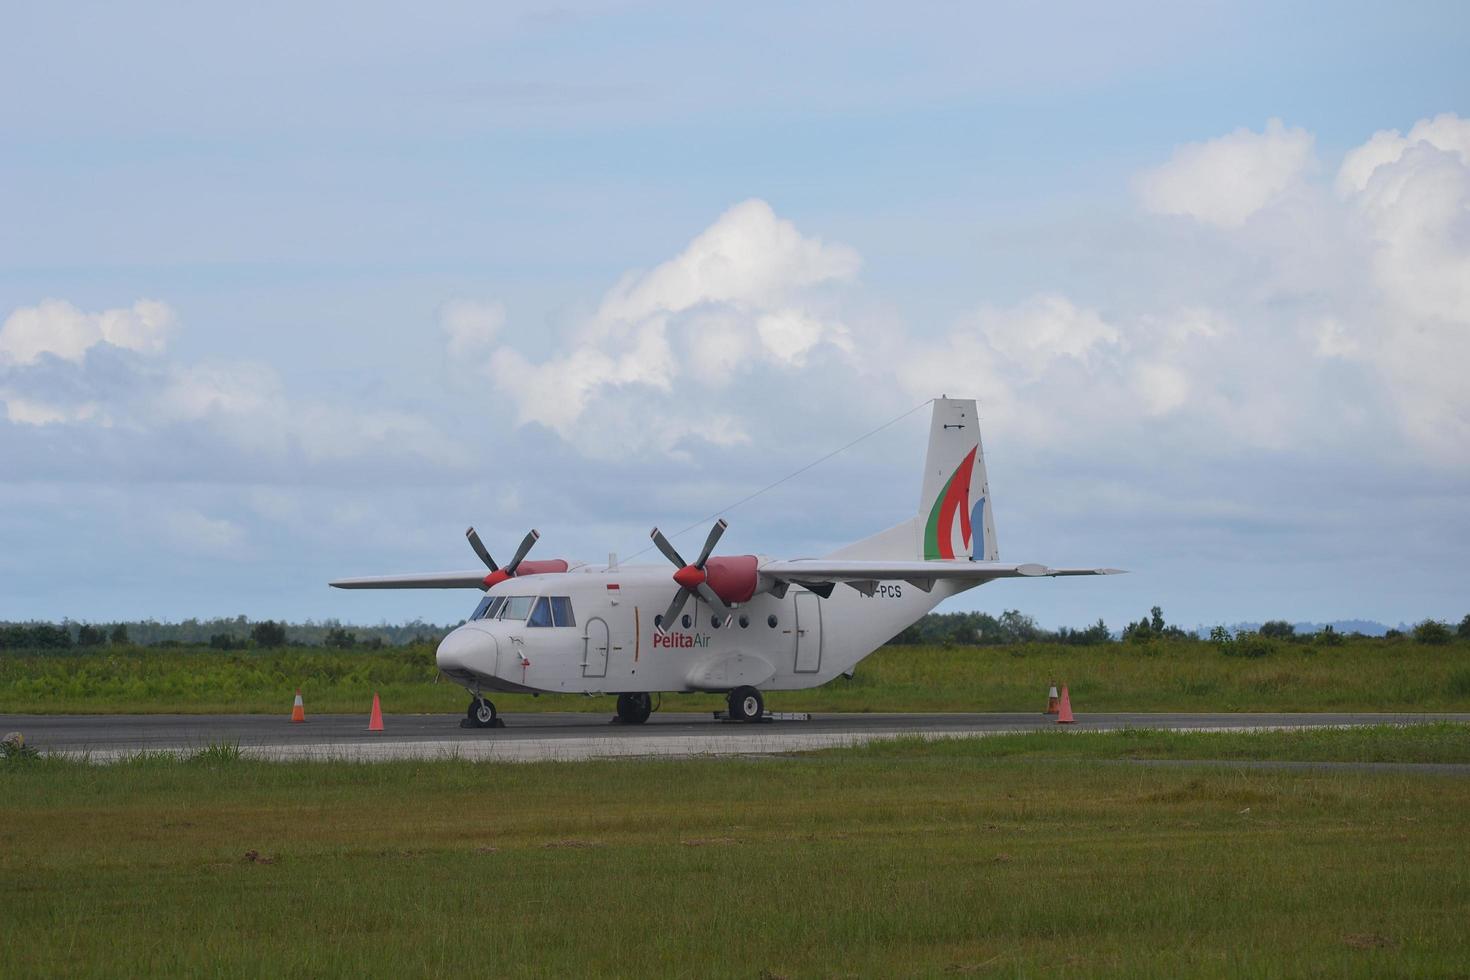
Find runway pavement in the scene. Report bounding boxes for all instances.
[5,709,1467,763]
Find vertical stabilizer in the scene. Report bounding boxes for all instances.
[919,397,998,561]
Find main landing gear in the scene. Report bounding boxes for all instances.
[466,696,499,728]
[615,692,653,725]
[726,686,765,723]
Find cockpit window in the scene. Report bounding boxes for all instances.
[549,596,575,627]
[471,596,505,621]
[499,596,535,621]
[527,597,553,628]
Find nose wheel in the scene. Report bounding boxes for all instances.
[466,697,499,728]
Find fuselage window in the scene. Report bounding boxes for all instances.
[710,615,721,629]
[767,614,778,628]
[500,596,535,621]
[681,613,692,630]
[738,614,750,629]
[527,597,553,627]
[550,596,575,627]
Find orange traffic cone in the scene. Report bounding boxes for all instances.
[367,692,384,732]
[1056,685,1075,724]
[1044,685,1060,715]
[290,689,306,723]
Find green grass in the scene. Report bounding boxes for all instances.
[851,722,1470,764]
[3,727,1468,977]
[2,637,1469,715]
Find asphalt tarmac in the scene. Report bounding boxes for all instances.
[5,710,1467,763]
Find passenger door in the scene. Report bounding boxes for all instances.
[794,591,822,673]
[583,617,610,678]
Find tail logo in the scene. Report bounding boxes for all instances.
[924,446,977,560]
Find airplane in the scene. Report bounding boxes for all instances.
[331,397,1121,727]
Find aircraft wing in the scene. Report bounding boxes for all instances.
[330,571,487,590]
[758,559,1123,594]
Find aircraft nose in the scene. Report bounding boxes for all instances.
[436,627,494,675]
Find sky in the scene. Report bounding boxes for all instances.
[2,1,1467,630]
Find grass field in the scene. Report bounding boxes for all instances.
[3,726,1468,977]
[3,637,1469,715]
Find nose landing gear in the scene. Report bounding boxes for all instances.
[466,697,502,729]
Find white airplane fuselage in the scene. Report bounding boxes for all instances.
[436,563,967,697]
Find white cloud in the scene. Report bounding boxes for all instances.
[0,298,176,365]
[1131,361,1190,416]
[1137,118,1315,227]
[685,313,754,386]
[487,316,676,434]
[972,295,1121,377]
[594,198,860,325]
[0,391,101,426]
[473,199,861,451]
[1335,112,1470,196]
[440,300,505,357]
[1331,113,1470,460]
[0,303,463,471]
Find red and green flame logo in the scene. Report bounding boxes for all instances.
[924,447,976,560]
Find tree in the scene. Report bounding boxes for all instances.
[109,623,129,645]
[76,624,108,647]
[324,627,357,649]
[1314,624,1345,647]
[1412,619,1451,645]
[250,620,287,648]
[1459,614,1470,639]
[1260,620,1295,639]
[1150,606,1165,634]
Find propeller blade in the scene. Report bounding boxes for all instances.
[694,518,727,568]
[648,527,687,569]
[659,589,690,632]
[695,581,730,617]
[465,527,497,572]
[504,528,540,574]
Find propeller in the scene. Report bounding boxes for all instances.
[650,518,731,631]
[465,527,540,589]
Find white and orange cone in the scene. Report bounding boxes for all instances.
[290,689,306,724]
[367,692,384,732]
[1044,686,1060,715]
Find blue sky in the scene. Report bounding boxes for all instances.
[2,1,1467,629]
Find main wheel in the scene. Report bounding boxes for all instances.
[616,692,652,725]
[467,697,497,727]
[727,686,764,722]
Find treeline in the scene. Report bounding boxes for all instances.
[0,617,455,652]
[889,607,1470,648]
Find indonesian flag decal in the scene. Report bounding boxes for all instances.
[923,446,977,560]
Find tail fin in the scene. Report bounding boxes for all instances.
[918,397,997,561]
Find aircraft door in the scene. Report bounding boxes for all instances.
[794,591,822,673]
[583,617,610,677]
